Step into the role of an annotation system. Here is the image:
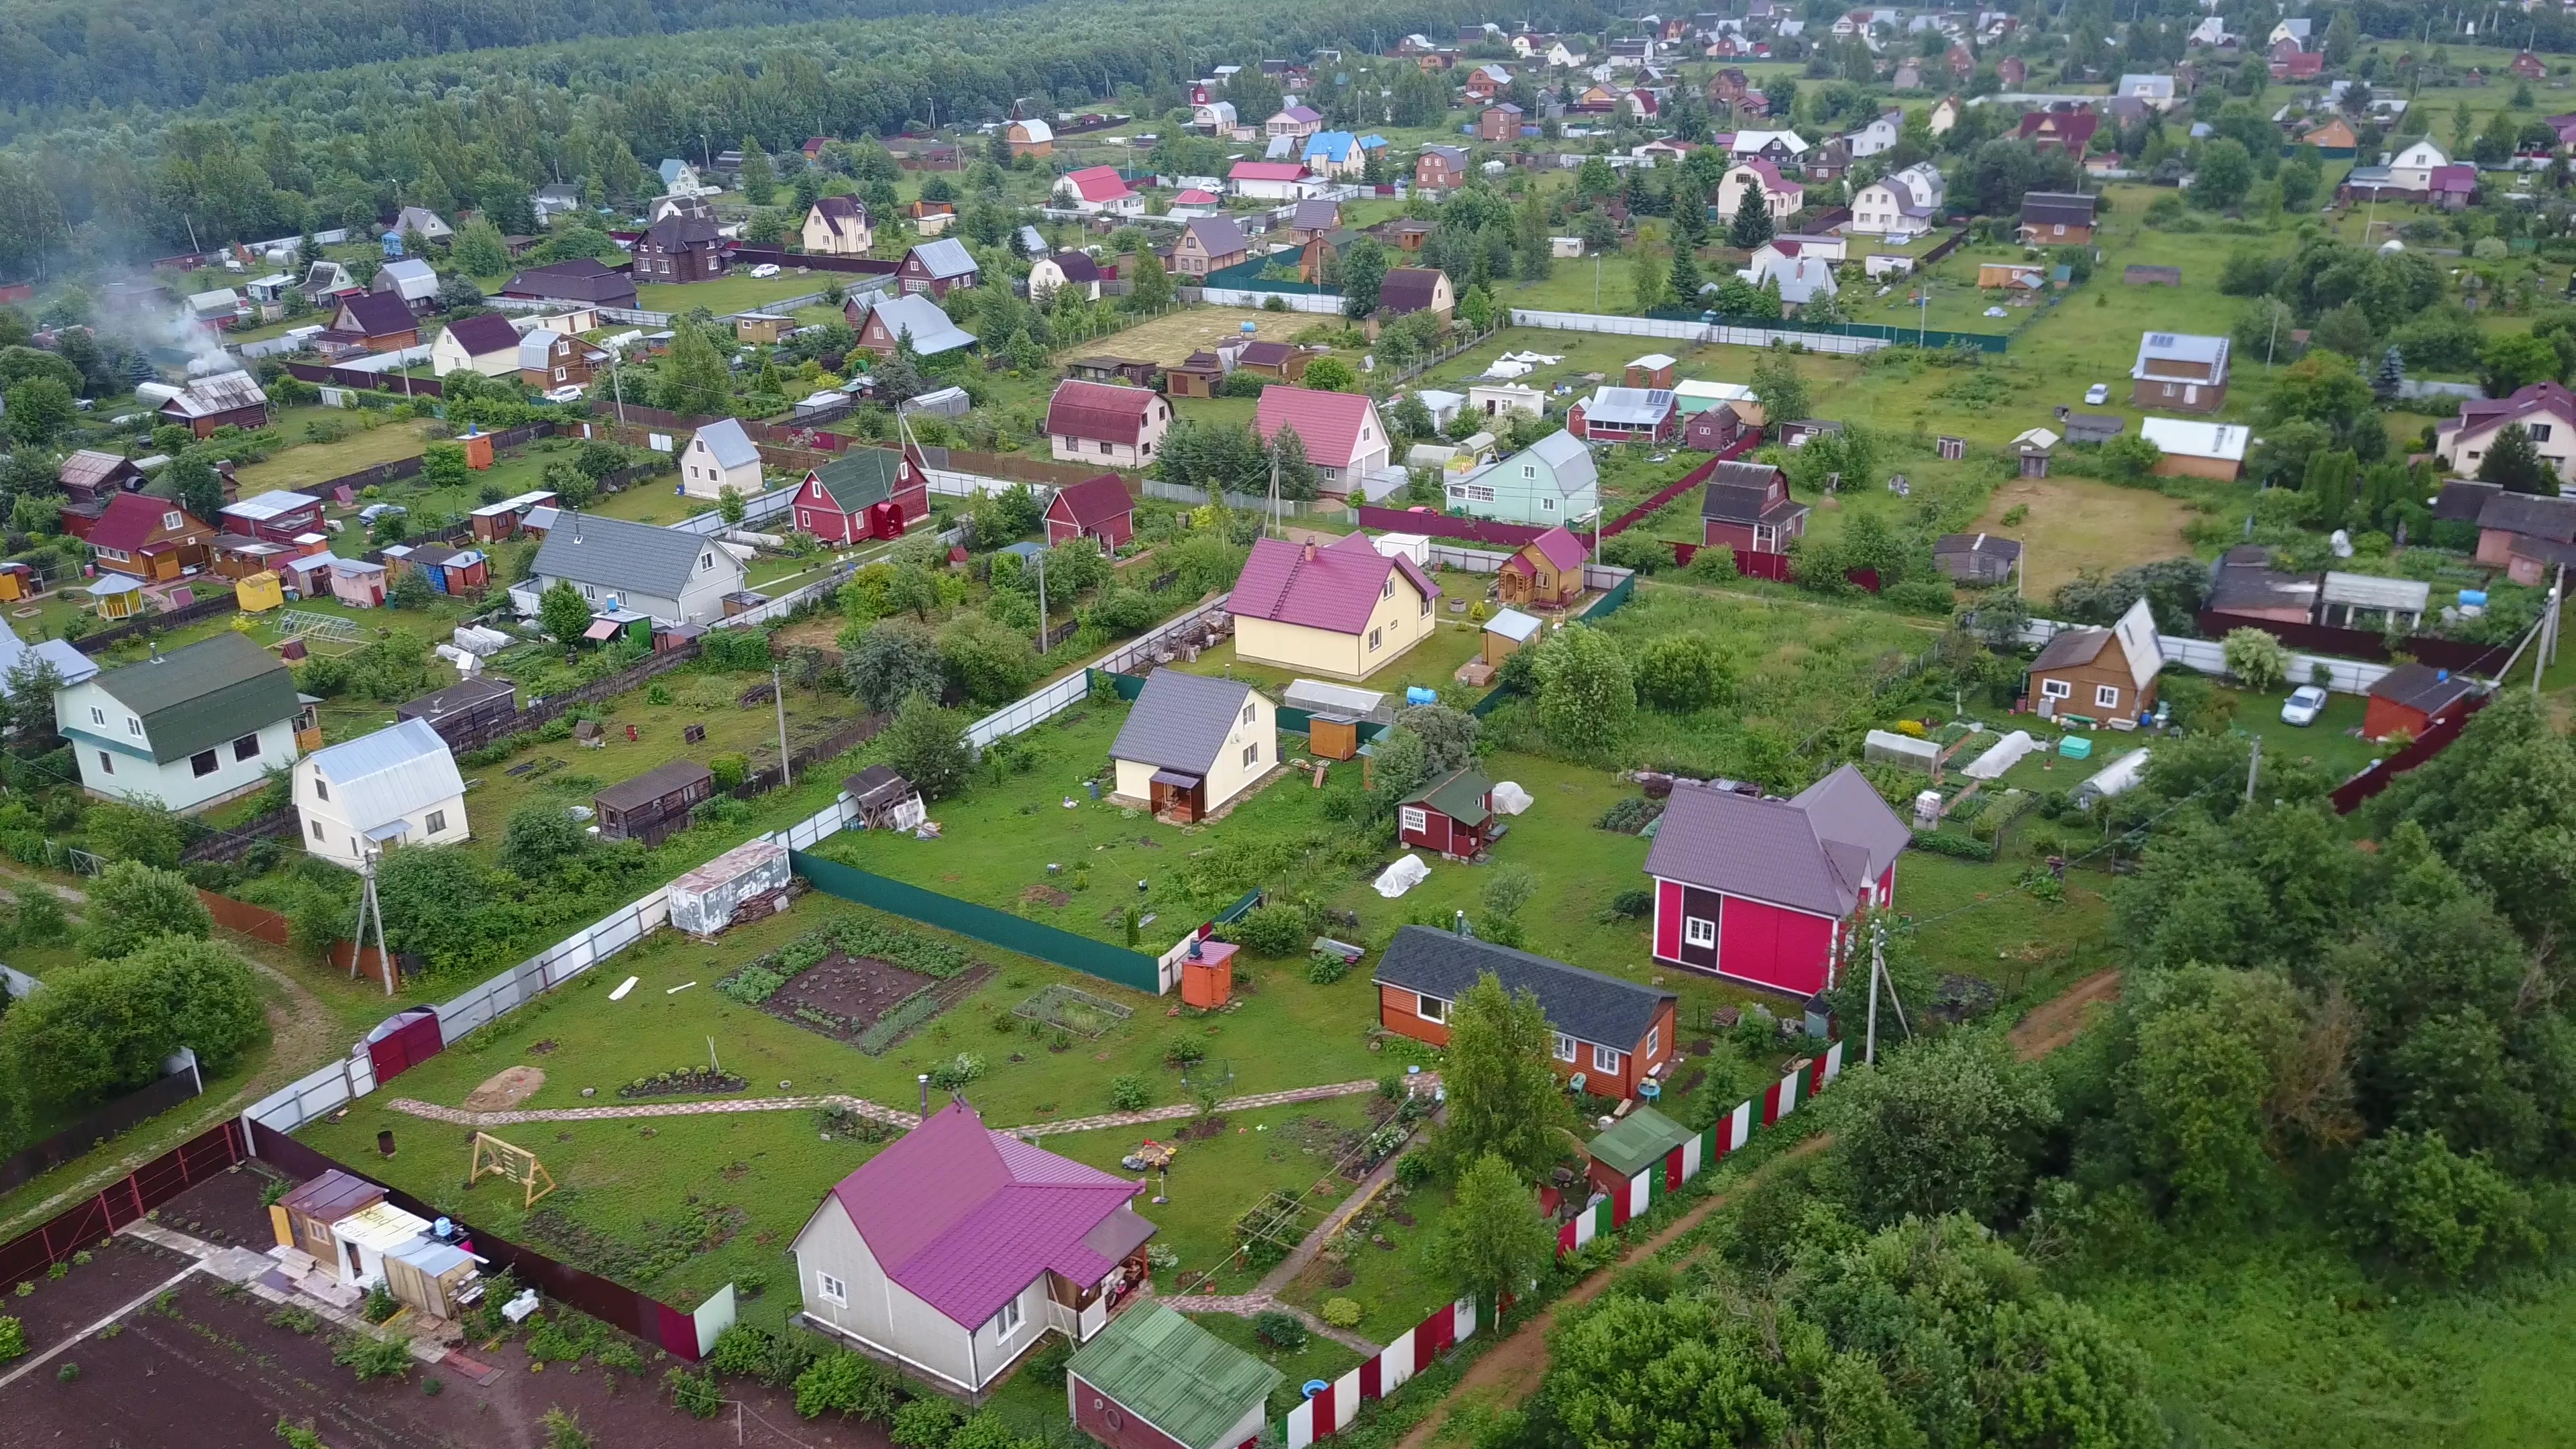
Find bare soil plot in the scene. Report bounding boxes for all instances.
[1971,475,2205,598]
[464,1066,548,1112]
[1074,307,1295,366]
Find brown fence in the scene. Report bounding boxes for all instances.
[445,640,707,755]
[2330,692,2488,814]
[199,890,292,947]
[282,361,446,397]
[0,1119,248,1285]
[724,247,900,276]
[180,807,303,866]
[2196,610,2516,676]
[71,587,244,655]
[0,1063,207,1195]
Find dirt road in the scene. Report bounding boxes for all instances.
[1388,969,2124,1449]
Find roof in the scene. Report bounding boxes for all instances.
[1374,925,1675,1049]
[1047,251,1102,284]
[2369,661,2477,716]
[1401,766,1494,827]
[906,237,979,280]
[1699,461,1801,525]
[276,1169,384,1224]
[1291,199,1341,230]
[60,450,138,490]
[2139,417,2248,462]
[1379,268,1448,316]
[1518,525,1587,573]
[1060,166,1136,204]
[596,758,715,812]
[1515,431,1599,499]
[818,1099,1152,1330]
[1933,533,2024,563]
[1254,386,1381,468]
[398,676,515,725]
[1012,117,1055,142]
[2019,191,2096,226]
[223,489,320,524]
[441,313,522,359]
[0,616,97,694]
[335,291,416,337]
[87,631,298,765]
[2320,571,2432,613]
[639,214,723,254]
[1065,1305,1279,1449]
[1486,608,1544,643]
[2029,597,2163,692]
[692,418,761,471]
[162,371,270,419]
[2205,547,2316,613]
[1589,1105,1696,1177]
[1640,765,1910,916]
[843,763,917,808]
[533,512,733,600]
[504,259,637,305]
[87,494,204,553]
[1231,532,1438,635]
[376,258,438,300]
[2432,481,2501,523]
[810,447,922,513]
[861,292,977,355]
[1229,162,1311,182]
[1182,216,1248,257]
[1578,386,1676,427]
[1049,473,1134,528]
[2132,331,2230,379]
[306,718,465,833]
[1048,380,1163,445]
[2475,490,2576,542]
[2441,380,2576,448]
[1110,669,1260,776]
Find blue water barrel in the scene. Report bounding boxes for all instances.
[2459,589,2488,607]
[1405,686,1438,706]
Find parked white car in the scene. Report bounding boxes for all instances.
[749,262,782,278]
[2280,685,2328,727]
[2084,382,2110,405]
[543,384,587,404]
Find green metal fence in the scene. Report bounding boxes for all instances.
[1197,254,1336,297]
[790,851,1163,994]
[1641,308,2010,354]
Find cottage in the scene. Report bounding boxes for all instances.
[1066,1305,1278,1449]
[1568,386,1678,443]
[1739,245,1838,307]
[2389,139,2451,191]
[1673,380,1761,423]
[851,292,977,359]
[1716,160,1803,220]
[396,677,518,745]
[1478,103,1526,141]
[679,419,765,501]
[898,238,980,298]
[2139,417,2248,480]
[1683,406,1743,452]
[82,494,213,582]
[372,259,439,313]
[1173,217,1249,277]
[1448,430,1598,525]
[1254,386,1390,490]
[502,258,639,311]
[790,1099,1155,1393]
[1399,767,1501,859]
[906,201,959,236]
[1230,533,1439,681]
[1644,765,1908,995]
[1107,670,1277,822]
[1467,382,1545,421]
[57,450,145,511]
[160,371,274,437]
[1050,166,1142,217]
[2027,597,2163,720]
[2131,331,2230,413]
[594,759,715,843]
[1932,533,2023,585]
[56,632,306,813]
[519,331,603,391]
[632,215,728,284]
[2364,663,2479,743]
[1700,460,1807,556]
[800,196,874,256]
[221,490,325,543]
[1028,252,1104,303]
[1377,268,1455,323]
[1004,118,1055,159]
[1227,161,1320,200]
[527,513,747,625]
[1495,526,1589,609]
[1416,145,1470,193]
[297,718,469,868]
[429,313,527,378]
[2018,191,2096,244]
[1266,104,1326,139]
[2017,109,2100,157]
[794,447,931,543]
[1026,475,1136,553]
[2436,380,2576,486]
[1045,381,1170,470]
[1376,927,1678,1098]
[329,292,419,352]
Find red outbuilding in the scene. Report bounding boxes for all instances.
[1397,767,1499,859]
[793,446,930,543]
[2362,662,2478,742]
[1373,926,1677,1100]
[1044,474,1136,549]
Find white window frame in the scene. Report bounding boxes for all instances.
[1399,806,1428,834]
[1683,916,1717,948]
[1242,741,1259,767]
[816,1271,848,1306]
[1593,1042,1621,1074]
[1645,1026,1660,1058]
[2039,678,2073,701]
[315,777,329,801]
[127,717,143,737]
[1417,994,1447,1024]
[311,819,325,841]
[1553,1032,1577,1063]
[89,706,103,726]
[1368,627,1383,651]
[2094,684,2122,709]
[991,1297,1024,1340]
[98,751,113,775]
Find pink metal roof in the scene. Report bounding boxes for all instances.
[1254,385,1381,470]
[826,1100,1149,1330]
[1230,533,1438,634]
[1062,166,1136,203]
[1523,525,1588,574]
[1175,188,1220,204]
[1230,162,1311,181]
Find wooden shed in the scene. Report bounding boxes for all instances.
[271,1169,386,1275]
[383,1238,484,1319]
[595,759,716,843]
[1307,714,1360,761]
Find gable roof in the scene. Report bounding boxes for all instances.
[1589,1104,1696,1177]
[531,512,732,600]
[376,258,438,300]
[2019,191,2096,226]
[640,214,723,253]
[86,493,205,553]
[2369,660,2478,716]
[503,259,638,306]
[88,631,297,765]
[1059,166,1136,203]
[1254,385,1381,468]
[441,312,523,359]
[810,195,869,237]
[1291,199,1341,231]
[861,293,977,355]
[2132,331,2229,378]
[2440,380,2576,446]
[1580,386,1676,427]
[906,237,979,280]
[807,447,916,513]
[1379,268,1449,315]
[1374,925,1675,1049]
[1049,473,1134,528]
[1229,161,1310,182]
[819,1099,1152,1330]
[1046,251,1102,284]
[2017,109,2100,146]
[1230,532,1437,634]
[1048,380,1163,444]
[1064,1304,1279,1449]
[1644,765,1909,916]
[2139,417,2247,462]
[307,718,466,833]
[1109,669,1258,776]
[1701,460,1802,525]
[2475,489,2576,543]
[1501,430,1599,498]
[1401,766,1493,826]
[335,291,416,337]
[59,450,138,492]
[1181,216,1248,257]
[1518,525,1588,573]
[690,418,761,471]
[2031,596,2163,691]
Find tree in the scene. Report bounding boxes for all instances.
[2,655,63,741]
[1532,624,1634,747]
[877,693,969,802]
[1748,353,1810,432]
[1127,250,1173,311]
[2373,344,2406,403]
[2478,331,2561,396]
[2109,965,2301,1222]
[2339,1128,2542,1279]
[1337,237,1390,317]
[2190,138,2255,210]
[938,614,1038,705]
[451,219,511,277]
[1625,226,1671,314]
[1634,634,1731,712]
[82,861,211,959]
[717,485,747,527]
[1428,1152,1558,1306]
[737,138,777,204]
[846,619,948,713]
[539,580,591,641]
[2221,627,2291,692]
[498,802,590,876]
[85,800,185,869]
[421,441,470,491]
[2,377,72,445]
[0,934,263,1112]
[2475,422,2555,494]
[1301,356,1358,392]
[1727,193,1775,250]
[2322,9,2359,65]
[2309,301,2374,358]
[1834,1032,2058,1228]
[1438,973,1570,1180]
[657,323,735,415]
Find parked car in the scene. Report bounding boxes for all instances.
[2280,684,2328,727]
[2084,382,2110,405]
[749,263,782,278]
[543,384,587,403]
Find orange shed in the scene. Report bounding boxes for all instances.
[459,432,495,470]
[1181,939,1238,1008]
[1308,714,1359,761]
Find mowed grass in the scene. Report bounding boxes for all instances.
[1067,306,1287,366]
[233,408,439,492]
[1972,474,2211,596]
[637,273,836,316]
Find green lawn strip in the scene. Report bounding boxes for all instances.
[1272,1177,1456,1346]
[1187,1311,1365,1416]
[233,409,440,492]
[637,274,839,316]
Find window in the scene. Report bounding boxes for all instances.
[1593,1042,1621,1074]
[315,777,329,801]
[97,751,113,775]
[700,554,715,571]
[1645,1026,1660,1058]
[1242,702,1256,724]
[191,749,219,777]
[425,810,447,836]
[1684,916,1716,949]
[581,583,596,599]
[2094,684,2122,709]
[1368,627,1383,651]
[1382,578,1395,598]
[1522,464,1537,479]
[1099,441,1112,453]
[97,547,128,562]
[127,717,142,737]
[1420,596,1432,616]
[815,1271,848,1306]
[1242,741,1259,767]
[2039,678,2073,700]
[233,734,260,761]
[1399,806,1428,834]
[162,511,183,531]
[1417,994,1447,1023]
[1542,496,1558,512]
[89,706,103,726]
[1554,1032,1577,1063]
[311,820,325,841]
[991,1297,1024,1340]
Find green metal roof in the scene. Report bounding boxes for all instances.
[812,449,905,512]
[1065,1305,1280,1449]
[1587,1105,1694,1179]
[91,631,297,765]
[1400,767,1493,828]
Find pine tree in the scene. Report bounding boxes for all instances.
[1728,191,1774,250]
[2478,422,2555,494]
[1668,244,1704,308]
[2373,345,2406,403]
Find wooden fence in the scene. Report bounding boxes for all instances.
[2196,610,2516,676]
[180,808,303,867]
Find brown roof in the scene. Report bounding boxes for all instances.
[442,311,523,358]
[2369,661,2477,716]
[1378,268,1448,316]
[277,1169,385,1224]
[595,759,714,814]
[58,450,138,491]
[1049,473,1135,528]
[2432,481,2500,522]
[1238,341,1298,368]
[335,292,416,337]
[2029,625,2113,673]
[1046,380,1162,445]
[2477,490,2576,543]
[1699,461,1795,525]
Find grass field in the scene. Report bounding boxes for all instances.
[637,274,836,317]
[1972,474,2212,596]
[1077,306,1302,366]
[232,407,439,491]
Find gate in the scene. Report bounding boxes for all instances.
[363,1007,445,1085]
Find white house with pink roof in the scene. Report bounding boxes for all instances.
[1254,385,1391,492]
[1051,166,1144,217]
[790,1099,1157,1393]
[1717,159,1803,220]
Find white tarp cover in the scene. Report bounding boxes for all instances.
[1863,729,1940,770]
[1963,730,2037,780]
[1373,853,1432,898]
[2075,748,2153,806]
[1491,781,1534,815]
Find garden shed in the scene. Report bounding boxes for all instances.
[667,838,790,936]
[1585,1104,1695,1199]
[1066,1302,1279,1449]
[1399,767,1500,859]
[1483,608,1544,665]
[594,759,715,843]
[843,764,927,829]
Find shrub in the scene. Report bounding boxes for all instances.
[362,1283,399,1323]
[1684,545,1739,583]
[794,1348,901,1420]
[276,1419,327,1449]
[667,1366,724,1419]
[1320,1298,1363,1328]
[1023,1334,1075,1387]
[332,1330,415,1382]
[2221,627,2291,693]
[541,1406,593,1449]
[56,1361,76,1382]
[1394,1152,1436,1188]
[890,1395,965,1449]
[2340,1128,2544,1279]
[0,1315,23,1361]
[1252,1309,1309,1350]
[1307,954,1350,985]
[1601,885,1653,919]
[594,1340,643,1375]
[1107,1073,1152,1112]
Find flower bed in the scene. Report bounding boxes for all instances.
[616,1067,749,1099]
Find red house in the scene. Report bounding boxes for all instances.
[1397,767,1499,859]
[1684,406,1744,452]
[2017,109,2100,158]
[1373,926,1678,1100]
[1044,474,1136,549]
[2363,663,2478,742]
[1699,460,1809,555]
[220,489,327,543]
[1566,386,1678,443]
[794,447,930,543]
[1643,765,1909,996]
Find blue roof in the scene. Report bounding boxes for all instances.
[1304,131,1356,162]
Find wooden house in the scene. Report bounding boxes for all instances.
[1172,217,1249,277]
[1497,526,1587,609]
[1375,926,1676,1099]
[1107,669,1277,822]
[1043,474,1137,550]
[794,447,931,543]
[1699,460,1807,556]
[82,494,214,582]
[1644,765,1907,997]
[595,759,716,843]
[631,215,728,284]
[2025,597,2162,720]
[1398,767,1499,859]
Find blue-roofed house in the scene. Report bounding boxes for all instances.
[1301,131,1389,178]
[295,717,470,868]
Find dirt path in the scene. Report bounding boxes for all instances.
[1388,970,2124,1449]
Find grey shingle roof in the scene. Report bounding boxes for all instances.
[2476,490,2576,543]
[1640,765,1907,916]
[1108,669,1256,776]
[2369,661,2477,715]
[1373,926,1674,1051]
[532,513,730,600]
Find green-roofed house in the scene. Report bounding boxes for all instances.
[1398,767,1499,859]
[1067,1303,1280,1449]
[56,631,311,813]
[792,443,931,544]
[1585,1104,1695,1198]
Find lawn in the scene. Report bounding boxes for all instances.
[1972,474,2214,597]
[637,273,837,317]
[231,408,439,492]
[1273,1175,1456,1346]
[1069,306,1291,367]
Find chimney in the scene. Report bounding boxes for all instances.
[1301,541,1317,561]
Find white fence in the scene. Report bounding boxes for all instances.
[1509,308,1893,355]
[669,484,797,534]
[922,467,1059,501]
[1195,287,1348,313]
[2019,617,2396,694]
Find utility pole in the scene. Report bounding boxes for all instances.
[2536,574,2562,696]
[773,661,792,789]
[1864,918,1882,1066]
[353,845,394,997]
[1268,446,1282,539]
[1034,548,1050,655]
[2245,733,2261,805]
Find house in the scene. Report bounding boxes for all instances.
[2272,48,2324,80]
[1266,104,1326,138]
[1376,926,1677,1098]
[1447,430,1598,525]
[2116,73,2178,109]
[2139,417,2247,480]
[2027,597,2161,722]
[1398,767,1500,859]
[1567,386,1678,443]
[1644,765,1907,995]
[372,258,440,314]
[1107,669,1277,821]
[2268,17,2312,49]
[2204,544,2319,622]
[2063,413,2123,445]
[1892,60,1926,90]
[1844,108,1903,157]
[1004,118,1054,158]
[1417,145,1470,193]
[1978,262,2047,290]
[906,201,959,236]
[2017,109,2100,157]
[594,759,715,843]
[802,196,874,255]
[57,450,144,511]
[520,331,603,391]
[2389,139,2451,191]
[157,372,272,438]
[296,718,469,868]
[1028,252,1103,303]
[1228,161,1320,200]
[1065,356,1160,388]
[1497,526,1588,608]
[1230,533,1439,681]
[502,258,639,310]
[2364,663,2479,743]
[527,513,747,625]
[1739,245,1838,307]
[397,677,518,747]
[1467,382,1545,421]
[329,292,420,352]
[2514,50,2547,80]
[1928,95,1963,134]
[1051,166,1143,216]
[1191,99,1239,133]
[794,447,931,543]
[2428,165,2476,212]
[82,494,214,582]
[1699,459,1807,555]
[1287,199,1342,243]
[1479,103,1525,141]
[1716,160,1803,220]
[1254,386,1390,490]
[1167,352,1226,398]
[533,183,584,223]
[221,489,325,543]
[2130,332,2229,414]
[1297,228,1364,284]
[1463,64,1513,102]
[2017,191,2096,244]
[429,313,526,378]
[56,632,305,814]
[1066,1304,1277,1449]
[632,215,727,283]
[302,260,360,301]
[1046,381,1171,469]
[1727,129,1810,162]
[2469,490,2576,578]
[2436,380,2576,485]
[1849,162,1945,236]
[1932,533,2022,585]
[657,158,709,196]
[852,292,977,358]
[1377,268,1455,323]
[898,238,979,298]
[1684,406,1744,451]
[646,193,716,225]
[1173,217,1249,277]
[792,1097,1154,1394]
[1044,474,1136,550]
[681,418,765,500]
